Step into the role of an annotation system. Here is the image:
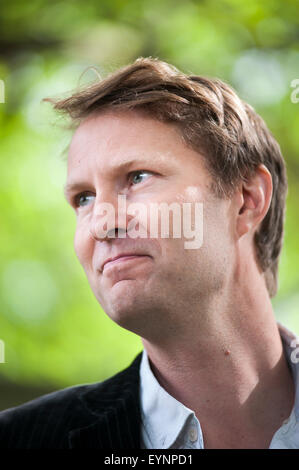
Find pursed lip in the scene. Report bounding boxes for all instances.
[101,253,151,272]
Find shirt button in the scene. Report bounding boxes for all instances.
[188,426,198,442]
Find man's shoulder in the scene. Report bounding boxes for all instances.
[0,382,87,423]
[0,352,143,449]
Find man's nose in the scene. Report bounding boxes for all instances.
[88,191,128,242]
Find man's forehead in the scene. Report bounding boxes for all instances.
[67,110,186,169]
[65,109,210,195]
[69,108,157,147]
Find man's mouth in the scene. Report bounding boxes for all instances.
[102,254,152,272]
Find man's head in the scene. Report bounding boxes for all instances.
[45,57,287,338]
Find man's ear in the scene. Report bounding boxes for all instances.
[236,164,273,239]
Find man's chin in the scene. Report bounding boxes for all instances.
[95,280,142,326]
[105,307,145,336]
[96,281,156,335]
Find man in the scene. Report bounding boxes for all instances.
[0,57,298,449]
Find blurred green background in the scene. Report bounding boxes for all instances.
[0,0,298,409]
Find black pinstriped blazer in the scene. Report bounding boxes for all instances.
[0,352,143,449]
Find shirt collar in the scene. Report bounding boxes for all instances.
[268,323,299,448]
[139,322,299,449]
[139,348,194,448]
[276,322,299,421]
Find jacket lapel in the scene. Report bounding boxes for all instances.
[68,352,142,449]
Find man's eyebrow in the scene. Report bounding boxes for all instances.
[64,181,90,199]
[64,154,166,200]
[111,156,162,172]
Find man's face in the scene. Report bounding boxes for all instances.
[66,110,235,340]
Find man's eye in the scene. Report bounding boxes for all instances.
[74,192,95,208]
[129,171,152,186]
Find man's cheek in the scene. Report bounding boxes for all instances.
[74,226,92,265]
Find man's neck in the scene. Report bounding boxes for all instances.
[141,279,295,449]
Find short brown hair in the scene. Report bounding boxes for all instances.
[44,57,288,298]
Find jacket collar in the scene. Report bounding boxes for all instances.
[68,352,143,449]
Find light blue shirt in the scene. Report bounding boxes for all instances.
[139,322,299,449]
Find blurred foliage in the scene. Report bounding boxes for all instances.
[0,0,298,389]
